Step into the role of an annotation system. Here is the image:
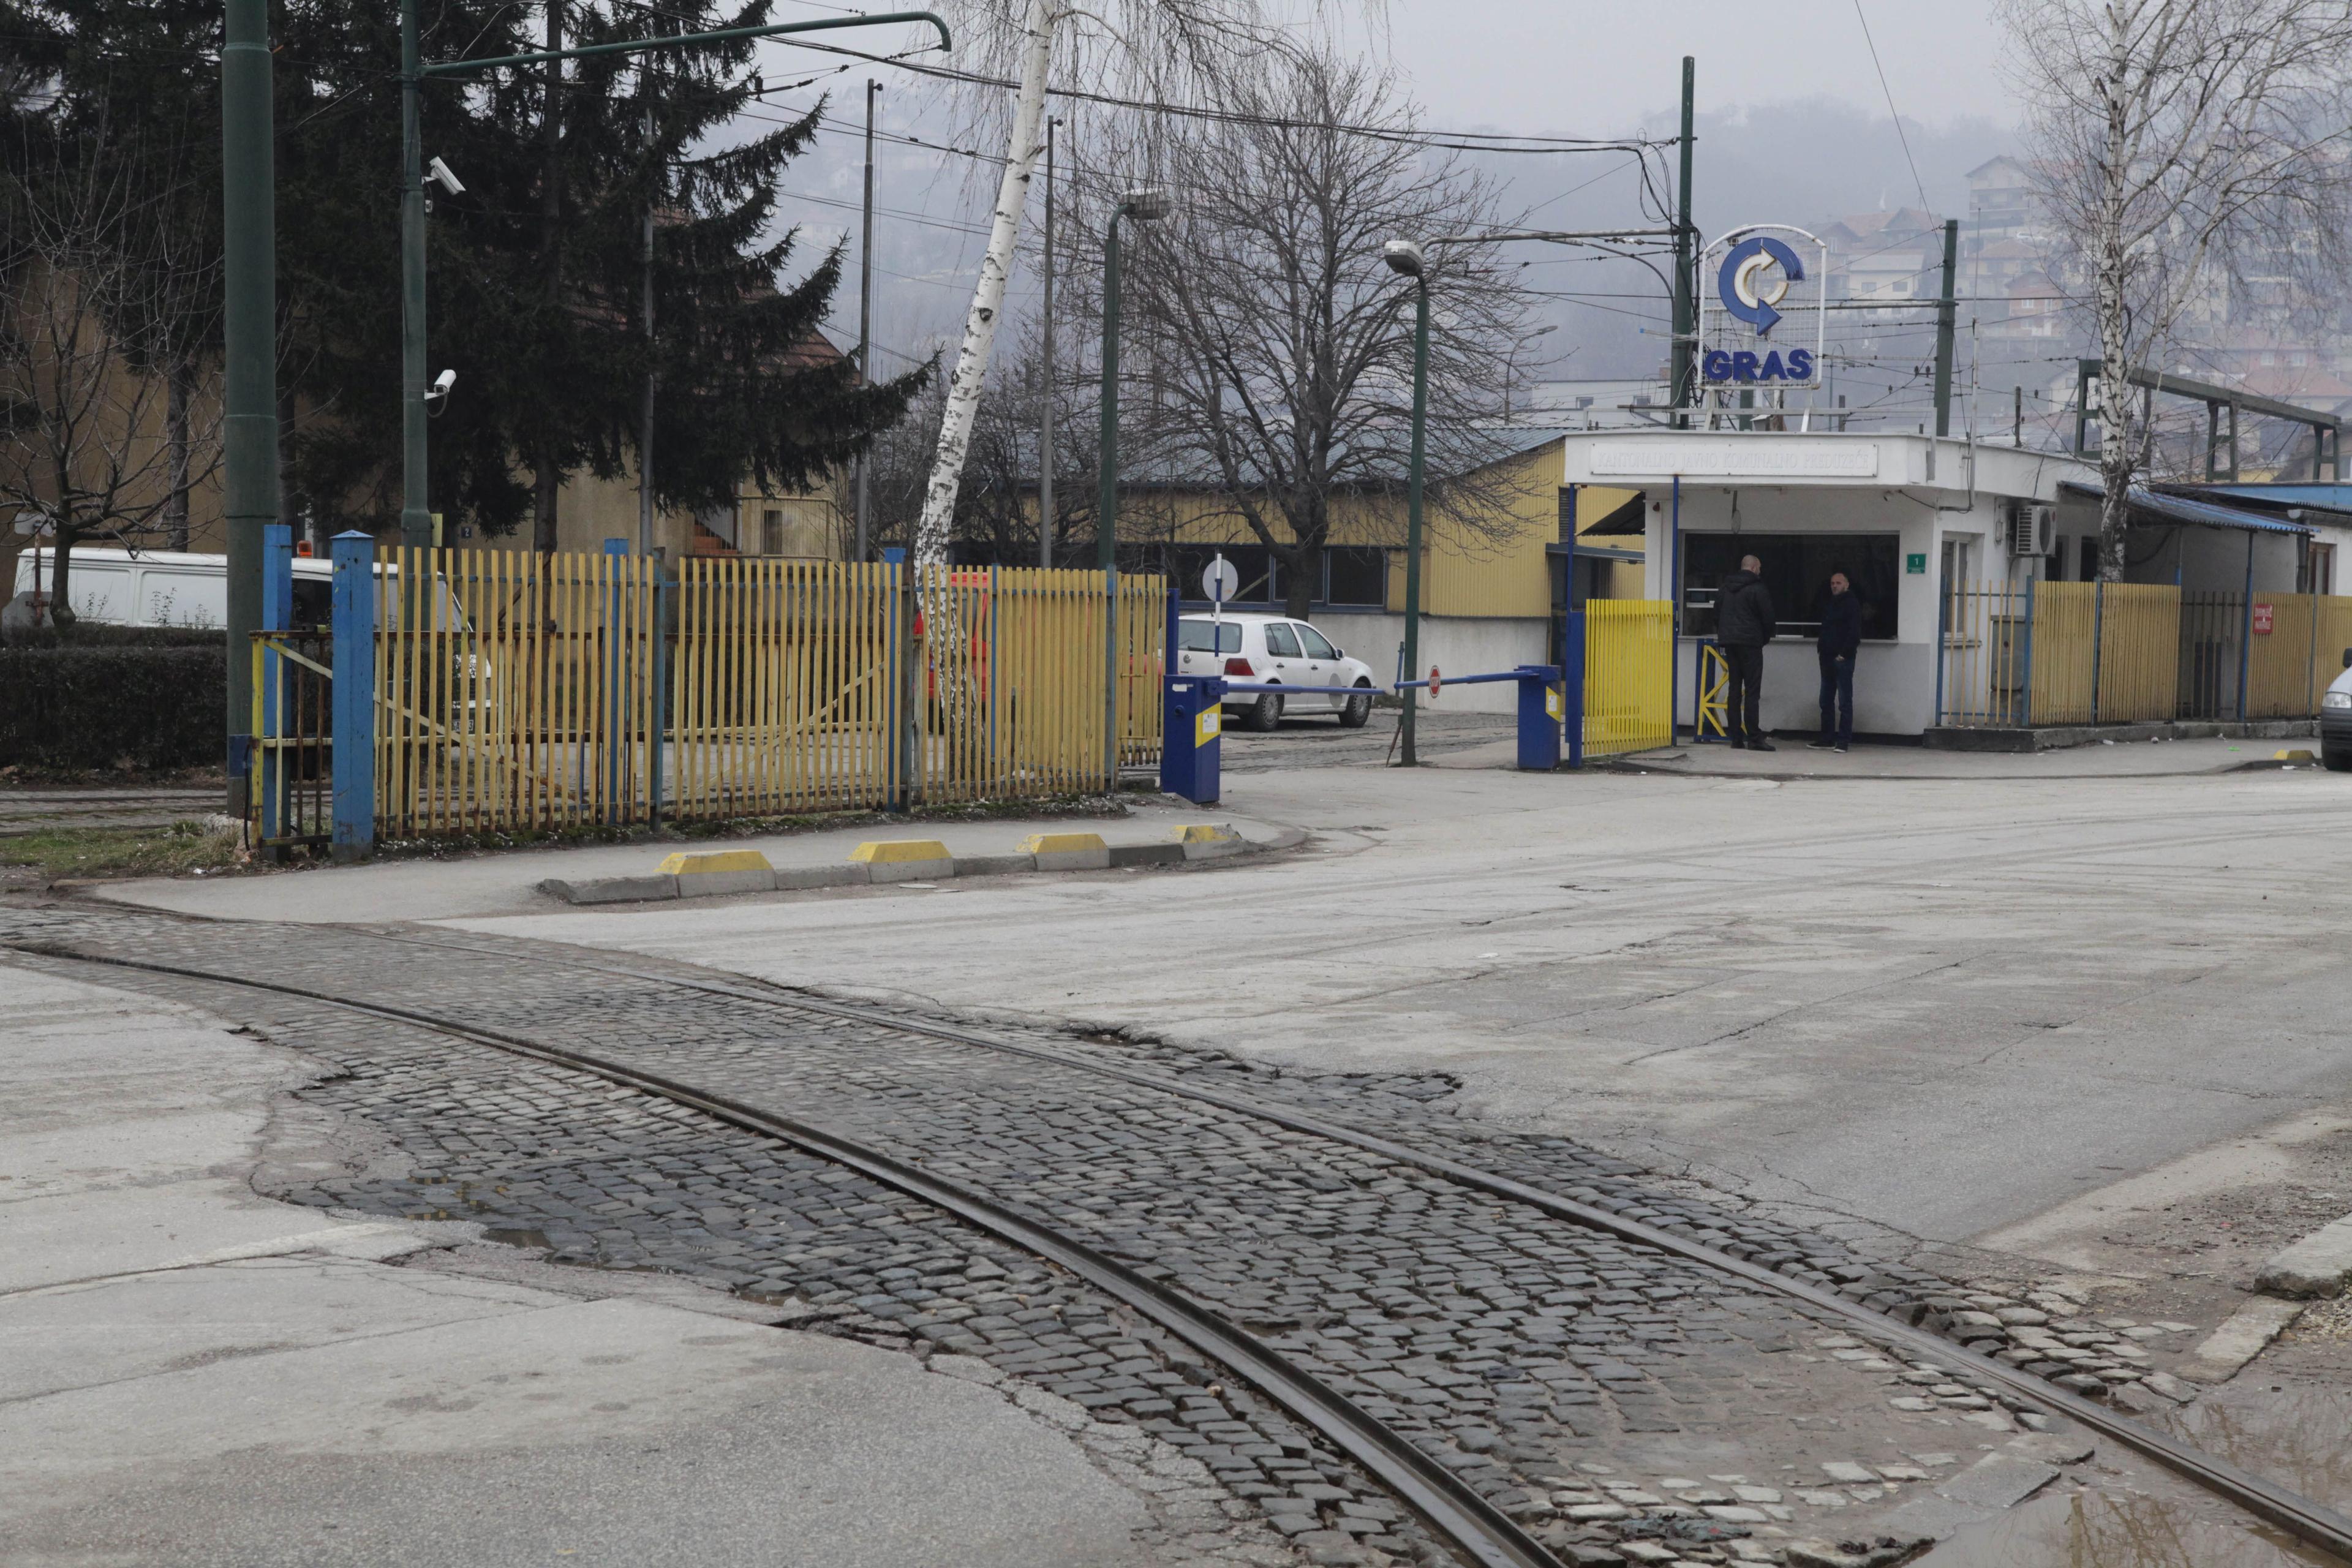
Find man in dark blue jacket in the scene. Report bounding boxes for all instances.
[1809,571,1861,752]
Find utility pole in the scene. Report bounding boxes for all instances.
[222,0,277,813]
[1932,217,1959,437]
[638,56,659,556]
[398,0,431,550]
[855,80,879,562]
[1038,114,1058,568]
[1671,56,1695,428]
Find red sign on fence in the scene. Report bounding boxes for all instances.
[2253,603,2275,636]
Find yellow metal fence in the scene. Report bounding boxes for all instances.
[1941,579,2352,728]
[374,549,1164,838]
[1583,600,1674,756]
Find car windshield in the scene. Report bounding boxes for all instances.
[1177,619,1242,654]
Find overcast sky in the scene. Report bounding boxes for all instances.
[1368,1,2013,138]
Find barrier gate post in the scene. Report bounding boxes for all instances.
[1161,676,1224,804]
[1513,665,1564,771]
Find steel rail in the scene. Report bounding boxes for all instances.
[344,928,2352,1565]
[8,943,1552,1568]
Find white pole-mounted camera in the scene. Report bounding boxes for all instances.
[426,157,465,196]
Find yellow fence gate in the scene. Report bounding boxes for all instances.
[1581,600,1675,757]
[372,548,1164,840]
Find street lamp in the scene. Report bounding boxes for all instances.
[1097,186,1168,785]
[1382,238,1429,767]
[1097,186,1170,573]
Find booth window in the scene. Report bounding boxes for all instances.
[1324,546,1387,607]
[1680,533,1901,640]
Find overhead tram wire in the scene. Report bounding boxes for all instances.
[1852,0,1931,212]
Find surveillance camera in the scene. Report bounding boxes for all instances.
[428,368,457,401]
[427,157,465,197]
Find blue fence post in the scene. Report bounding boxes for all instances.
[882,547,908,811]
[1932,562,1948,731]
[1563,606,1586,768]
[649,556,669,827]
[257,523,292,846]
[2019,578,2037,729]
[601,538,627,821]
[2237,532,2256,722]
[329,531,375,860]
[2090,579,2106,725]
[1668,474,1682,740]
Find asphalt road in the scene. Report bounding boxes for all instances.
[461,754,2352,1266]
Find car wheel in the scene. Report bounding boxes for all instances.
[1338,679,1374,728]
[2326,748,2352,772]
[1243,692,1283,733]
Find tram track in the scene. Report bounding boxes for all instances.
[9,914,2351,1566]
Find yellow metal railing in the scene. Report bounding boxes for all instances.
[2095,584,2180,723]
[375,549,1164,838]
[1583,600,1673,756]
[247,629,334,847]
[1693,641,1730,743]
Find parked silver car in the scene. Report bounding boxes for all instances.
[1173,612,1379,731]
[2324,649,2352,771]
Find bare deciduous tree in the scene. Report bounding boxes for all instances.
[2002,0,2352,577]
[0,127,222,626]
[911,0,1311,567]
[1110,50,1541,620]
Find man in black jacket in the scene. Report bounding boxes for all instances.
[1714,555,1776,750]
[1810,571,1861,753]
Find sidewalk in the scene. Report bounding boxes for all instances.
[92,796,1294,924]
[1607,733,2328,780]
[0,960,1163,1567]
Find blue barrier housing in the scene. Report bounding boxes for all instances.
[1162,676,1225,804]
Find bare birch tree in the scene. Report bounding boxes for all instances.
[2002,0,2352,578]
[1106,50,1540,620]
[0,129,222,626]
[910,0,1308,567]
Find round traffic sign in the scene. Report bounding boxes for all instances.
[1201,555,1240,603]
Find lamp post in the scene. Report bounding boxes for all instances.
[1382,238,1430,767]
[1098,186,1169,785]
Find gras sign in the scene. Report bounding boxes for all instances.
[1698,225,1827,393]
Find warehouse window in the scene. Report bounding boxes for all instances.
[1324,547,1387,607]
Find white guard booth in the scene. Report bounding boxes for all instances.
[1562,431,2095,740]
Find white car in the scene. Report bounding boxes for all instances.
[2324,649,2352,771]
[1174,612,1380,731]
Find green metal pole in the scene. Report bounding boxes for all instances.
[400,0,433,548]
[221,0,277,815]
[1672,56,1695,428]
[1932,217,1959,438]
[1399,281,1428,767]
[1098,208,1124,788]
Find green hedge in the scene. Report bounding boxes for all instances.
[0,646,227,771]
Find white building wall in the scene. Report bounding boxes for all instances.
[1313,608,1554,715]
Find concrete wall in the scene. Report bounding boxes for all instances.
[1313,608,1553,714]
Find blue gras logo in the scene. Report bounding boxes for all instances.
[1717,235,1804,334]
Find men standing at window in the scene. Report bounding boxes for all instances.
[1714,554,1776,750]
[1809,570,1860,754]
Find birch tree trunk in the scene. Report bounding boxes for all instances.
[2095,1,2132,581]
[913,0,1056,565]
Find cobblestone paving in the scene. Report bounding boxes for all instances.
[0,905,2128,1567]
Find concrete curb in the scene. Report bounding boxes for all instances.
[539,822,1303,907]
[2256,1213,2352,1298]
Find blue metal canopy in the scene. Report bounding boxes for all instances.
[2058,478,2316,536]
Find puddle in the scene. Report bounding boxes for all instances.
[2152,1384,2352,1521]
[1915,1489,2334,1567]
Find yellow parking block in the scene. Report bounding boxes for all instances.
[1169,824,1239,844]
[2276,748,2317,762]
[1016,832,1109,856]
[654,848,775,897]
[657,849,773,876]
[849,839,954,863]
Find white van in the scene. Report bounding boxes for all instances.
[10,547,335,630]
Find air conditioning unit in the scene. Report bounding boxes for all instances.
[2009,502,2055,558]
